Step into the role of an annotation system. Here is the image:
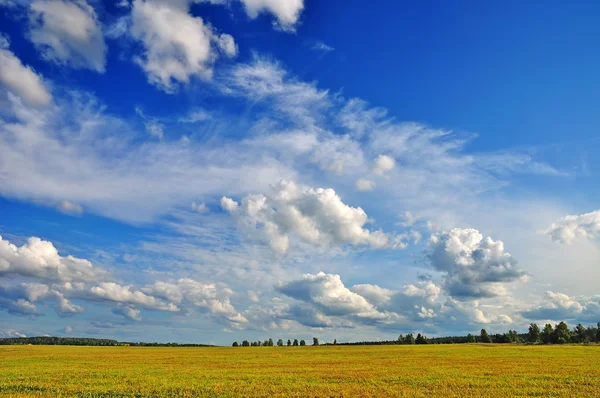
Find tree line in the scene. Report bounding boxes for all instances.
[232,321,600,347]
[0,336,214,347]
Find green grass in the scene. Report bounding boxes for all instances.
[1,344,599,397]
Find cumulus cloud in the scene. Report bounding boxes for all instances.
[0,235,102,282]
[521,291,600,323]
[427,228,527,299]
[0,329,26,338]
[0,282,83,316]
[129,0,237,93]
[86,282,178,311]
[144,278,247,325]
[276,272,391,325]
[113,305,142,321]
[372,154,395,175]
[545,210,600,244]
[28,0,107,72]
[222,180,389,254]
[239,0,304,32]
[0,40,52,106]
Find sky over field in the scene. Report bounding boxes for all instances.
[0,0,599,344]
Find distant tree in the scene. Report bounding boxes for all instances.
[541,323,553,344]
[287,339,291,346]
[313,337,319,346]
[574,324,588,343]
[300,340,306,346]
[508,330,519,343]
[415,333,428,344]
[597,322,600,342]
[293,339,299,346]
[528,323,540,343]
[277,339,283,346]
[232,341,239,347]
[268,338,274,346]
[480,329,492,343]
[333,339,337,345]
[405,333,415,345]
[242,340,249,347]
[553,322,570,344]
[397,334,404,344]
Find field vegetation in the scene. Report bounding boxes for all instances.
[1,344,599,397]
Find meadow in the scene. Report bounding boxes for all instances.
[1,344,599,397]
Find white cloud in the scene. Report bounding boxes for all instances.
[222,180,389,254]
[276,272,389,321]
[521,291,600,323]
[0,329,26,338]
[145,121,164,139]
[355,178,375,192]
[546,209,600,244]
[129,0,237,93]
[144,278,246,324]
[28,0,107,72]
[113,305,142,321]
[239,0,304,32]
[311,41,334,53]
[0,42,52,106]
[0,235,102,282]
[372,154,395,175]
[56,200,83,215]
[428,228,528,299]
[191,201,209,213]
[87,282,178,311]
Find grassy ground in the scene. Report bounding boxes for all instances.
[1,344,599,397]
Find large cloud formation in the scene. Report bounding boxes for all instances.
[546,209,600,244]
[268,271,513,331]
[522,291,600,323]
[129,0,237,92]
[28,0,107,72]
[221,180,388,254]
[0,235,242,325]
[0,36,52,106]
[428,228,528,299]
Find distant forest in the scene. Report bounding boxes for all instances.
[232,321,600,347]
[2,321,598,347]
[0,336,213,347]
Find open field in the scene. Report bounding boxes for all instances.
[1,344,599,397]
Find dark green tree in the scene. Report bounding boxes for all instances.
[541,323,553,344]
[405,333,415,344]
[277,339,283,346]
[597,322,600,342]
[333,339,337,345]
[574,324,588,343]
[553,322,570,344]
[480,329,492,343]
[527,323,540,343]
[415,333,428,344]
[300,340,306,346]
[293,339,299,346]
[313,337,319,346]
[232,341,239,347]
[397,334,404,344]
[287,339,291,346]
[242,340,249,347]
[466,333,476,343]
[508,330,519,343]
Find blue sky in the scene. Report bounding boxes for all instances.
[0,0,599,344]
